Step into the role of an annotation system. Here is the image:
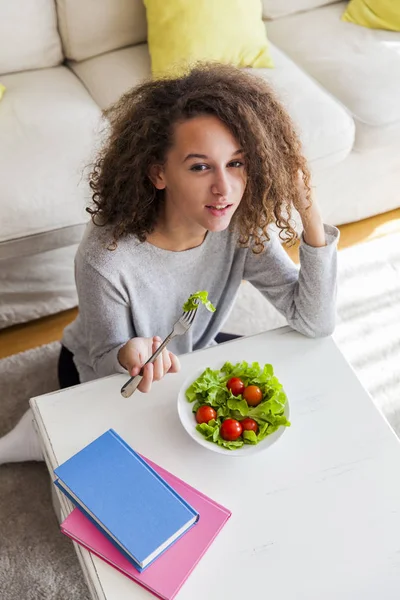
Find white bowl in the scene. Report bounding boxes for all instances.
[177,366,290,457]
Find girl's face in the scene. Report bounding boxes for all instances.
[150,115,247,236]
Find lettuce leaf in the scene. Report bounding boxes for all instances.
[196,419,220,440]
[226,396,249,416]
[183,291,216,313]
[217,439,244,450]
[185,367,221,403]
[243,430,258,445]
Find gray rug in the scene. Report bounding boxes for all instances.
[0,342,90,600]
[1,232,399,599]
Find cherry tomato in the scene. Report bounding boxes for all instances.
[226,377,245,396]
[196,405,217,424]
[241,418,259,433]
[243,385,263,407]
[220,419,243,441]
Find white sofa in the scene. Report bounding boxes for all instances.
[1,0,399,329]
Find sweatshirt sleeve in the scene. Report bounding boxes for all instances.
[74,255,133,378]
[243,224,340,338]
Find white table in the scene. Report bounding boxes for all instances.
[31,327,400,600]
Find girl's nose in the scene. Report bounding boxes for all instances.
[211,170,230,197]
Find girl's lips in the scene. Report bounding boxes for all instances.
[205,204,233,217]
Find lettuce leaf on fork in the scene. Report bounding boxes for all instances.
[182,291,216,313]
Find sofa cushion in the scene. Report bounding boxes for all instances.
[0,245,79,328]
[262,0,340,20]
[259,44,355,169]
[0,67,101,247]
[68,45,151,110]
[0,0,63,75]
[56,0,147,62]
[267,1,400,151]
[144,0,273,77]
[69,43,354,171]
[342,0,400,31]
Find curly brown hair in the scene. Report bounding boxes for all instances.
[88,63,311,252]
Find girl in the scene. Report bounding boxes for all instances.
[0,63,339,463]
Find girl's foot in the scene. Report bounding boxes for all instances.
[0,409,43,464]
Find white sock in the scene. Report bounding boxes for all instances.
[0,408,43,465]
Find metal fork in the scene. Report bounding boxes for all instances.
[120,306,198,398]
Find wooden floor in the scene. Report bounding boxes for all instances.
[1,207,399,360]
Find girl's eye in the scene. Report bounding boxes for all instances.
[228,161,244,168]
[190,164,209,172]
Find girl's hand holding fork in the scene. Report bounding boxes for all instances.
[118,336,180,392]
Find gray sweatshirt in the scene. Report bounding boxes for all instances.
[62,221,339,383]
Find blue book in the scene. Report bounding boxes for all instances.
[53,429,199,572]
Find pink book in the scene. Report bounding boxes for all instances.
[60,456,231,600]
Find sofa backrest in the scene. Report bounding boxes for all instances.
[0,0,63,75]
[56,0,148,62]
[262,0,341,19]
[0,0,343,74]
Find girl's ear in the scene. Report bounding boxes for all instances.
[148,164,167,190]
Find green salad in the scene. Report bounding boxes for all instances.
[186,361,290,450]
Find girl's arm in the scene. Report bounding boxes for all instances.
[75,257,135,378]
[301,201,326,248]
[296,172,327,249]
[73,256,180,386]
[243,220,340,338]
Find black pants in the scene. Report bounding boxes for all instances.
[58,345,80,389]
[58,332,242,390]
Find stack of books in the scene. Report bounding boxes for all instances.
[54,429,231,600]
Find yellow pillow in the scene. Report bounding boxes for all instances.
[0,84,5,101]
[143,0,273,78]
[342,0,400,31]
